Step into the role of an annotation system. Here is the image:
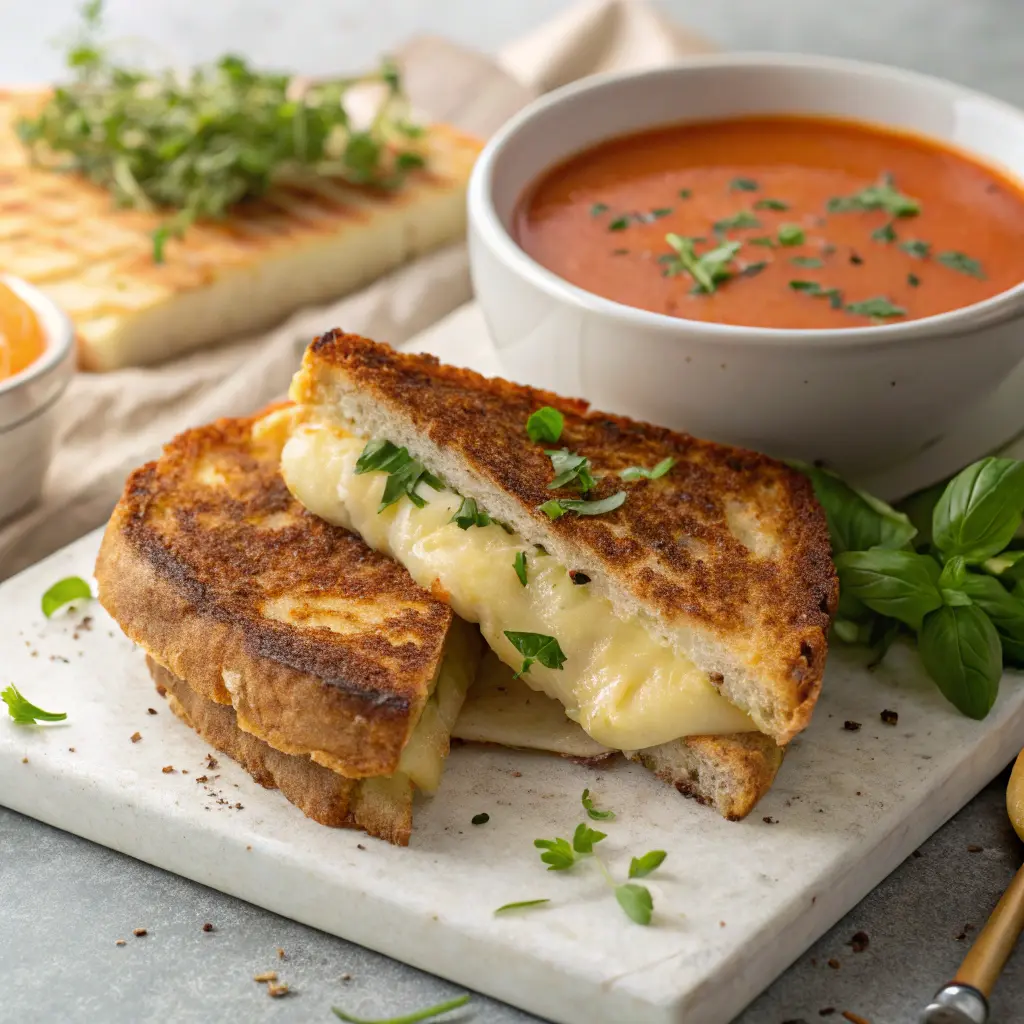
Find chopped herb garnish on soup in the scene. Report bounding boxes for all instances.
[712,211,761,233]
[749,236,776,247]
[777,223,805,246]
[590,202,609,217]
[729,177,758,192]
[608,216,629,232]
[663,234,740,294]
[827,173,921,217]
[791,256,824,268]
[900,239,931,259]
[754,198,789,211]
[739,261,768,277]
[871,222,898,244]
[678,188,692,199]
[846,297,907,319]
[937,251,985,279]
[908,272,921,287]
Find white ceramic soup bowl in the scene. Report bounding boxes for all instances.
[0,275,75,524]
[467,54,1024,477]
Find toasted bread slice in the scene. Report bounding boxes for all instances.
[0,91,480,371]
[453,652,781,820]
[289,332,837,747]
[149,657,413,843]
[96,407,480,788]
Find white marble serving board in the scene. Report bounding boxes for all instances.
[2,308,1024,1024]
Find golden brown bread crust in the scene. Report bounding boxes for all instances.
[293,332,838,744]
[149,658,412,844]
[95,411,453,778]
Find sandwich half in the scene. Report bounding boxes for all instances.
[95,406,481,844]
[283,332,837,814]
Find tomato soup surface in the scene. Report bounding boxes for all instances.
[513,116,1024,329]
[0,280,45,381]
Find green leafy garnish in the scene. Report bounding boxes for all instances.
[729,177,758,192]
[919,604,1002,720]
[534,837,576,870]
[494,899,550,914]
[835,550,943,631]
[572,822,607,854]
[739,261,767,278]
[846,297,906,320]
[871,222,897,244]
[513,551,528,587]
[754,198,788,210]
[471,812,489,825]
[642,207,673,221]
[620,457,675,482]
[21,2,428,260]
[712,211,761,233]
[2,685,67,725]
[614,883,653,925]
[937,251,985,279]
[749,236,776,247]
[590,202,609,216]
[41,576,93,618]
[789,280,821,293]
[790,256,824,268]
[538,492,626,519]
[777,224,805,246]
[581,788,615,821]
[900,239,931,259]
[908,273,920,287]
[546,448,597,492]
[354,440,443,512]
[663,234,741,293]
[933,458,1024,563]
[827,174,920,217]
[608,216,630,232]
[450,497,491,530]
[504,631,567,677]
[678,188,692,199]
[332,994,470,1024]
[628,850,667,878]
[526,407,564,444]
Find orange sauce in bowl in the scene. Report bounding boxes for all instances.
[0,280,45,381]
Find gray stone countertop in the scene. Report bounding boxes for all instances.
[3,2,1024,1021]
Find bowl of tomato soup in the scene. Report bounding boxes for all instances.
[468,55,1024,475]
[0,274,75,523]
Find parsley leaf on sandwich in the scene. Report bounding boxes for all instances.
[504,631,567,677]
[2,685,67,724]
[581,788,615,820]
[539,492,626,520]
[620,457,675,482]
[354,439,443,512]
[41,576,93,617]
[513,551,528,587]
[450,497,491,530]
[546,448,597,492]
[526,406,564,444]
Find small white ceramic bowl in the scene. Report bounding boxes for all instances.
[468,54,1024,476]
[0,275,75,524]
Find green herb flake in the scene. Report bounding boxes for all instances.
[790,256,825,268]
[729,177,758,192]
[789,280,822,293]
[533,836,576,871]
[827,174,921,218]
[628,850,667,878]
[678,188,692,199]
[663,234,741,294]
[331,993,471,1024]
[538,491,627,519]
[908,272,920,287]
[777,223,805,246]
[572,823,607,854]
[504,631,567,677]
[712,211,761,233]
[754,197,788,210]
[608,216,630,232]
[846,296,906,320]
[614,883,653,925]
[42,576,93,618]
[513,551,528,587]
[494,899,550,914]
[620,456,675,482]
[2,684,67,725]
[581,788,616,820]
[538,500,567,520]
[900,239,931,259]
[871,222,898,244]
[450,496,491,530]
[525,406,564,444]
[354,440,442,512]
[749,236,776,247]
[590,202,609,217]
[739,261,768,278]
[937,251,985,279]
[647,207,673,220]
[546,448,597,492]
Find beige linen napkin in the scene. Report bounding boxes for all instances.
[0,0,711,581]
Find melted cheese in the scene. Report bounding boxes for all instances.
[281,423,756,750]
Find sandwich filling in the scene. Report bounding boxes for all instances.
[282,421,756,750]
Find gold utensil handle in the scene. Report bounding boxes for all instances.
[954,862,1024,996]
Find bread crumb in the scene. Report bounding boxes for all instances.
[718,921,726,928]
[246,845,252,851]
[254,971,278,983]
[827,957,840,969]
[161,765,175,774]
[880,709,898,725]
[133,928,147,937]
[130,732,142,743]
[181,769,189,775]
[205,754,219,769]
[115,939,126,947]
[967,844,983,853]
[195,775,209,784]
[21,757,28,764]
[357,844,366,851]
[277,947,286,960]
[202,923,214,933]
[849,931,869,953]
[762,816,777,824]
[267,983,289,998]
[819,1011,835,1018]
[147,708,158,715]
[341,973,352,982]
[843,720,861,731]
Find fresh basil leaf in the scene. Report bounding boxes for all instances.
[897,480,947,548]
[534,837,576,871]
[936,251,985,279]
[332,993,470,1024]
[933,458,1024,563]
[754,198,788,210]
[777,223,805,246]
[845,296,906,319]
[957,573,1024,667]
[620,457,675,481]
[513,551,528,587]
[539,492,626,519]
[41,576,93,618]
[355,439,441,512]
[918,604,1002,720]
[791,462,917,554]
[867,616,902,669]
[581,788,615,821]
[832,618,867,644]
[836,588,872,623]
[628,850,667,879]
[572,822,606,854]
[938,555,969,596]
[526,406,564,444]
[614,883,653,925]
[2,684,67,724]
[983,549,1024,582]
[504,631,567,677]
[450,497,491,530]
[834,549,942,630]
[827,175,920,217]
[546,448,597,492]
[538,500,567,520]
[494,899,550,914]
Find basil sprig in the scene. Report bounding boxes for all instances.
[799,456,1024,720]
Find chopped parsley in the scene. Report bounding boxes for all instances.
[789,279,821,292]
[581,788,616,820]
[494,899,550,914]
[525,406,563,444]
[789,281,843,308]
[450,497,491,530]
[504,631,567,677]
[538,492,626,519]
[41,576,93,618]
[871,222,897,244]
[642,207,673,221]
[663,234,741,293]
[590,202,609,216]
[937,251,985,278]
[354,440,443,512]
[611,248,629,256]
[790,256,824,268]
[777,223,805,246]
[534,837,576,870]
[754,198,789,211]
[827,174,920,217]
[620,456,675,481]
[712,211,761,233]
[513,551,528,587]
[2,684,67,724]
[908,272,921,287]
[900,238,931,259]
[608,216,630,232]
[678,188,692,199]
[546,448,597,492]
[846,296,906,319]
[850,252,864,265]
[749,235,776,247]
[729,177,758,192]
